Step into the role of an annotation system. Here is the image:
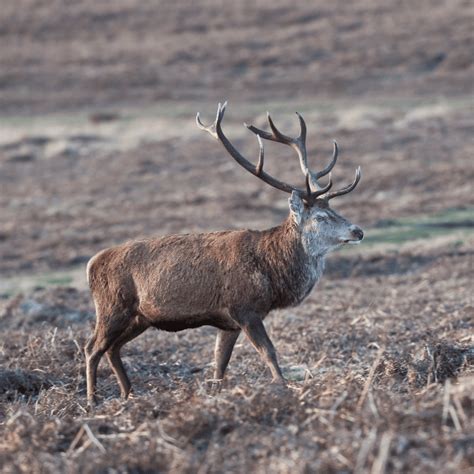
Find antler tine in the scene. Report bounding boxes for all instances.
[256,134,264,175]
[196,101,227,139]
[246,112,312,187]
[308,173,333,202]
[305,170,330,198]
[314,141,338,181]
[295,112,307,143]
[244,113,295,145]
[325,167,361,200]
[266,113,294,144]
[197,102,304,196]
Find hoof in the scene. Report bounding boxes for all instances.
[206,378,224,394]
[268,379,290,394]
[270,377,288,386]
[87,397,97,410]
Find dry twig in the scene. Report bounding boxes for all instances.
[357,347,384,410]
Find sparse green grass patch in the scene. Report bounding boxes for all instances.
[364,208,474,246]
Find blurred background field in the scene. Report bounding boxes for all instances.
[0,1,473,473]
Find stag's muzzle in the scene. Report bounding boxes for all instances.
[344,225,364,244]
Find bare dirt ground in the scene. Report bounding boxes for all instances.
[0,1,473,473]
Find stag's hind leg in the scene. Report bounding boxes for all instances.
[85,308,134,406]
[106,315,150,399]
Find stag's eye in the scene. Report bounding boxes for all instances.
[315,212,328,222]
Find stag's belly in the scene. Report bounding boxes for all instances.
[138,306,240,332]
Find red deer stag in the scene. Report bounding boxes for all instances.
[85,102,363,406]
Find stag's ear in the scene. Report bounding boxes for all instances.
[288,191,304,225]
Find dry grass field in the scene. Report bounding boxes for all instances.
[0,1,473,473]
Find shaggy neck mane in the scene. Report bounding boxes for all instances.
[257,214,323,309]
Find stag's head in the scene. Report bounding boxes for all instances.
[287,192,363,256]
[196,102,364,256]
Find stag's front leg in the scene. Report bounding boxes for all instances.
[214,329,240,380]
[240,315,285,384]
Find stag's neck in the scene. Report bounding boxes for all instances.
[258,216,325,309]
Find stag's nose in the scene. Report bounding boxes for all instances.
[350,225,364,241]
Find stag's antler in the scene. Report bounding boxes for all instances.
[245,112,338,192]
[324,166,361,200]
[196,102,360,203]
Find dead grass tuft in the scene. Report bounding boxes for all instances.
[380,341,473,389]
